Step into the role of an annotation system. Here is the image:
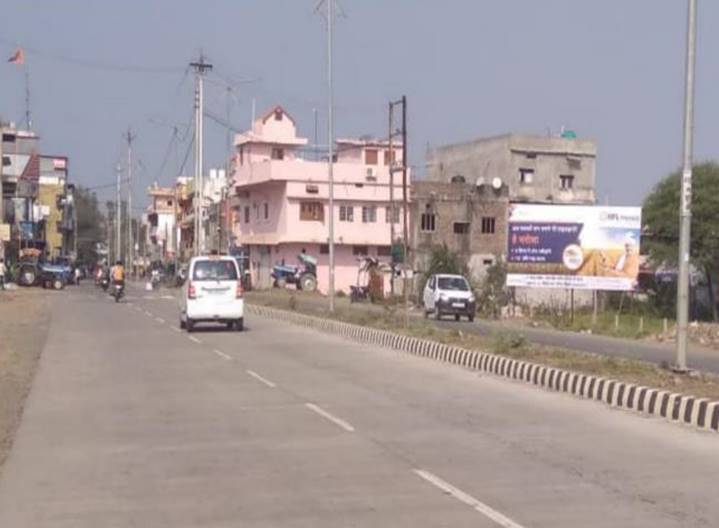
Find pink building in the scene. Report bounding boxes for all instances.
[231,105,409,294]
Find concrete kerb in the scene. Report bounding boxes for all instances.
[247,304,718,434]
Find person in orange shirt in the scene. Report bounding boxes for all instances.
[111,260,125,286]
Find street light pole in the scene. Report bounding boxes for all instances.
[327,0,336,313]
[675,0,698,372]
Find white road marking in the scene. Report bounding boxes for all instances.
[213,349,232,361]
[171,326,182,333]
[304,403,355,432]
[161,295,175,300]
[144,310,153,317]
[188,336,202,344]
[155,317,165,324]
[413,469,525,528]
[246,369,277,388]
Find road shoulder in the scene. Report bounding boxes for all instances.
[0,289,51,471]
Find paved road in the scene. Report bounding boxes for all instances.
[0,284,718,527]
[257,292,719,373]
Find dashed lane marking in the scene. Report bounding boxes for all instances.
[246,369,277,388]
[413,469,526,528]
[213,349,232,361]
[304,403,355,432]
[155,317,165,324]
[188,336,202,344]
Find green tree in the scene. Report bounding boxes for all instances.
[643,162,719,320]
[477,260,510,318]
[423,243,466,281]
[75,187,106,265]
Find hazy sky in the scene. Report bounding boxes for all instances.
[1,1,717,208]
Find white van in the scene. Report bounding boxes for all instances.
[180,255,244,332]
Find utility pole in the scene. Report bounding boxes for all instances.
[124,128,136,271]
[326,0,336,312]
[675,0,698,372]
[388,101,396,297]
[389,96,409,326]
[115,163,122,263]
[0,119,4,232]
[190,54,213,255]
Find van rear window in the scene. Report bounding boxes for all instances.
[192,260,238,281]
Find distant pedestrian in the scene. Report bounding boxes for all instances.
[0,258,6,290]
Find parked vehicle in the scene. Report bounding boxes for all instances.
[423,273,476,321]
[271,252,318,291]
[180,255,244,332]
[15,255,67,289]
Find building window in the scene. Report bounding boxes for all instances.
[481,216,496,234]
[383,149,395,166]
[519,168,534,185]
[525,153,537,159]
[365,149,378,165]
[377,246,391,257]
[167,200,173,207]
[271,148,284,160]
[263,202,269,220]
[353,245,369,256]
[362,205,377,223]
[274,109,283,121]
[483,258,494,266]
[420,212,436,232]
[451,174,466,184]
[340,205,354,222]
[385,205,400,224]
[254,203,260,220]
[320,244,329,254]
[306,184,319,194]
[244,206,250,224]
[300,201,324,221]
[453,222,470,234]
[560,174,575,190]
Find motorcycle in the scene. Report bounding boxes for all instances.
[100,276,110,292]
[112,282,124,303]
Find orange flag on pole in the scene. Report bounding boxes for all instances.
[7,48,24,65]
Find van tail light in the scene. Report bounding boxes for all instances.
[188,281,196,300]
[236,280,244,299]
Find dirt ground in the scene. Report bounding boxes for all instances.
[0,288,50,471]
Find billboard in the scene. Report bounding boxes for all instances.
[506,204,642,291]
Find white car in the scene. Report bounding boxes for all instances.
[423,273,476,322]
[180,255,244,332]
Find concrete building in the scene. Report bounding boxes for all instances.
[411,180,509,282]
[38,154,71,258]
[230,105,408,293]
[1,124,74,260]
[427,133,596,205]
[145,183,177,261]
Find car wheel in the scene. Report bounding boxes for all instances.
[455,314,460,322]
[186,319,195,333]
[53,279,64,290]
[235,318,244,332]
[180,318,186,329]
[275,277,287,289]
[468,313,475,322]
